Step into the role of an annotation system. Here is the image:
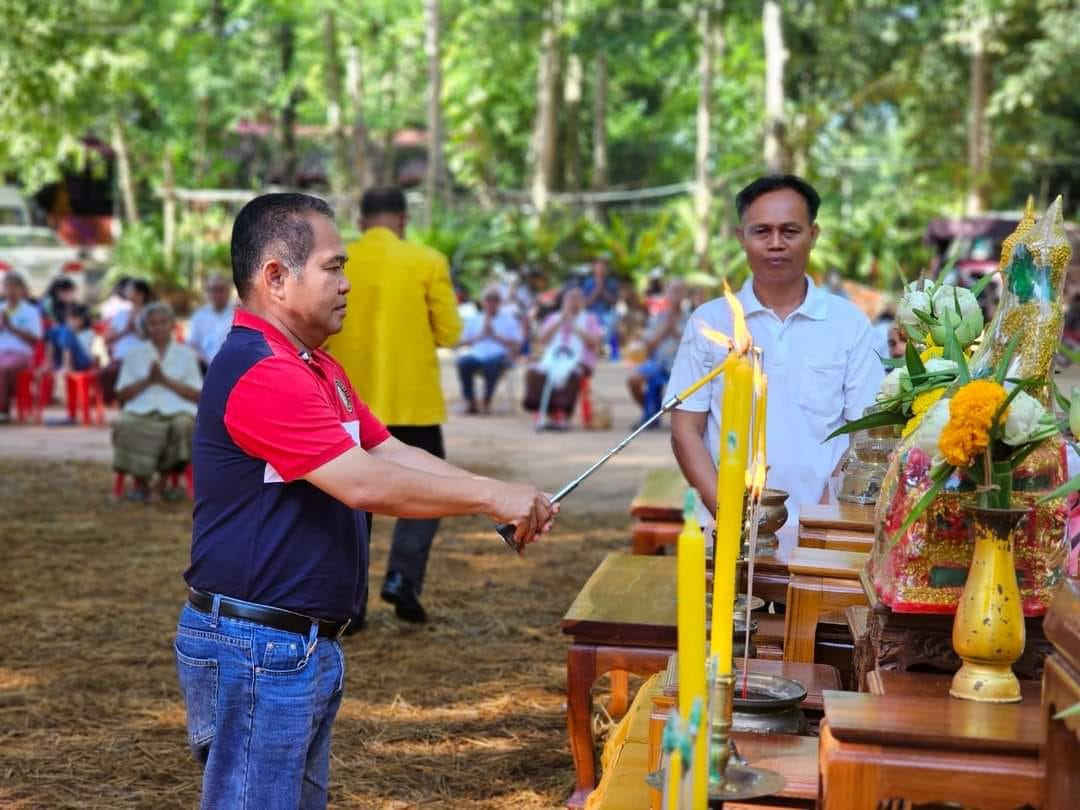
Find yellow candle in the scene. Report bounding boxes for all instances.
[676,494,708,809]
[665,747,682,810]
[752,365,768,471]
[710,352,754,667]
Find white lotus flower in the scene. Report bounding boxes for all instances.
[929,284,984,348]
[897,282,934,343]
[879,368,904,400]
[922,358,958,375]
[910,399,951,457]
[1002,391,1047,446]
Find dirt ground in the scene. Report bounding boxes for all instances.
[0,360,671,809]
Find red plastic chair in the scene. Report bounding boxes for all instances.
[66,370,106,426]
[579,374,593,428]
[114,464,194,500]
[14,342,52,424]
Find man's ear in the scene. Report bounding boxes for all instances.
[260,259,290,301]
[735,225,746,249]
[809,222,820,249]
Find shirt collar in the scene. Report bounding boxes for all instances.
[234,309,316,362]
[362,226,399,242]
[737,275,827,322]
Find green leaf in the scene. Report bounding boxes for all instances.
[991,380,1030,429]
[1039,474,1080,502]
[1053,700,1080,720]
[1058,341,1080,366]
[970,271,998,299]
[905,341,926,377]
[1052,380,1072,414]
[825,409,908,441]
[885,467,954,553]
[912,307,937,327]
[993,334,1022,384]
[943,325,970,384]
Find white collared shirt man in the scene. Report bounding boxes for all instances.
[666,176,882,528]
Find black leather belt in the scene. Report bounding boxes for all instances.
[187,588,351,640]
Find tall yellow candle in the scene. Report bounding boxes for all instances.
[665,747,682,810]
[752,361,768,472]
[710,351,754,667]
[676,491,708,809]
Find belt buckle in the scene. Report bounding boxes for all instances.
[331,618,351,641]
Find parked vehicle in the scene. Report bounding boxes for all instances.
[924,212,1080,319]
[0,186,34,227]
[0,226,87,298]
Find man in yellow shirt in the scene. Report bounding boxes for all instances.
[326,187,462,623]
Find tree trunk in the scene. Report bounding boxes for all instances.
[424,0,446,222]
[530,0,561,214]
[762,0,790,174]
[589,52,608,219]
[965,14,991,215]
[346,45,375,191]
[324,12,353,194]
[694,2,721,269]
[280,20,300,188]
[563,53,583,192]
[162,150,176,274]
[111,118,139,225]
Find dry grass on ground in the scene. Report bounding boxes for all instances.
[0,460,630,809]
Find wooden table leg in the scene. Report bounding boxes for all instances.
[566,643,599,808]
[784,576,823,663]
[608,670,629,719]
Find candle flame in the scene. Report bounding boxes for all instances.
[698,281,752,355]
[751,454,766,499]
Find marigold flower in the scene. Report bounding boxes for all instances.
[901,387,947,438]
[938,380,1008,467]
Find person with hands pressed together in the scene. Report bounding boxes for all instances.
[456,285,523,414]
[627,278,688,425]
[0,273,44,421]
[112,302,202,501]
[176,193,555,810]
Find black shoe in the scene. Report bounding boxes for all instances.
[380,572,428,624]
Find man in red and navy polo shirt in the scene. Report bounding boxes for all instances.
[176,193,555,810]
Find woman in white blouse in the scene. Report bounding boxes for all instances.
[112,302,202,500]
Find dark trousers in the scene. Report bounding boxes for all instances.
[457,355,510,405]
[385,424,445,594]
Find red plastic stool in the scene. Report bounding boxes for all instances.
[114,464,194,499]
[14,343,52,423]
[66,371,106,426]
[578,374,593,428]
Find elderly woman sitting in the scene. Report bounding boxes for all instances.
[523,287,603,429]
[113,303,203,500]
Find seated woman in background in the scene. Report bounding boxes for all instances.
[112,303,202,501]
[523,287,602,429]
[101,278,152,404]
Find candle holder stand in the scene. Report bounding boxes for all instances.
[708,673,786,804]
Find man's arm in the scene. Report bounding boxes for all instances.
[427,254,462,347]
[671,409,717,515]
[369,435,478,479]
[305,446,554,546]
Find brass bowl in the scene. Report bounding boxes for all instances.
[756,488,789,536]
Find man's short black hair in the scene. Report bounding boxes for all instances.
[735,175,821,223]
[360,186,406,217]
[230,192,335,299]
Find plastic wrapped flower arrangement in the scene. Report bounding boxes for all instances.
[830,274,988,444]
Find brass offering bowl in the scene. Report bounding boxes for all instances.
[740,488,789,555]
[729,672,808,735]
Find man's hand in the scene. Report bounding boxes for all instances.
[148,361,165,384]
[482,316,494,338]
[487,482,558,547]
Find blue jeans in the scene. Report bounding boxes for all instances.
[637,359,670,419]
[174,601,346,809]
[457,354,510,404]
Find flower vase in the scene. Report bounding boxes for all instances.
[950,505,1027,703]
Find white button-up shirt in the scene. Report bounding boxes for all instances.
[666,276,882,527]
[188,303,235,364]
[459,311,523,363]
[116,340,203,417]
[0,300,43,356]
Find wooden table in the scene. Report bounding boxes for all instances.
[782,548,868,665]
[797,502,875,552]
[719,733,819,808]
[562,553,679,807]
[818,690,1044,809]
[866,668,1042,703]
[1042,578,1080,809]
[629,467,687,555]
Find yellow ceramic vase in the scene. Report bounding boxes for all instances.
[950,505,1026,703]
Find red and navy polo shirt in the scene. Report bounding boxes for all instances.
[185,309,390,621]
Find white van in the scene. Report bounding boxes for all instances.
[0,186,33,226]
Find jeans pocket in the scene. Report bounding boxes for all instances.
[259,637,305,672]
[174,643,218,746]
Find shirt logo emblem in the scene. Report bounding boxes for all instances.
[335,379,353,413]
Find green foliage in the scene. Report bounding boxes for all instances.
[108,221,183,291]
